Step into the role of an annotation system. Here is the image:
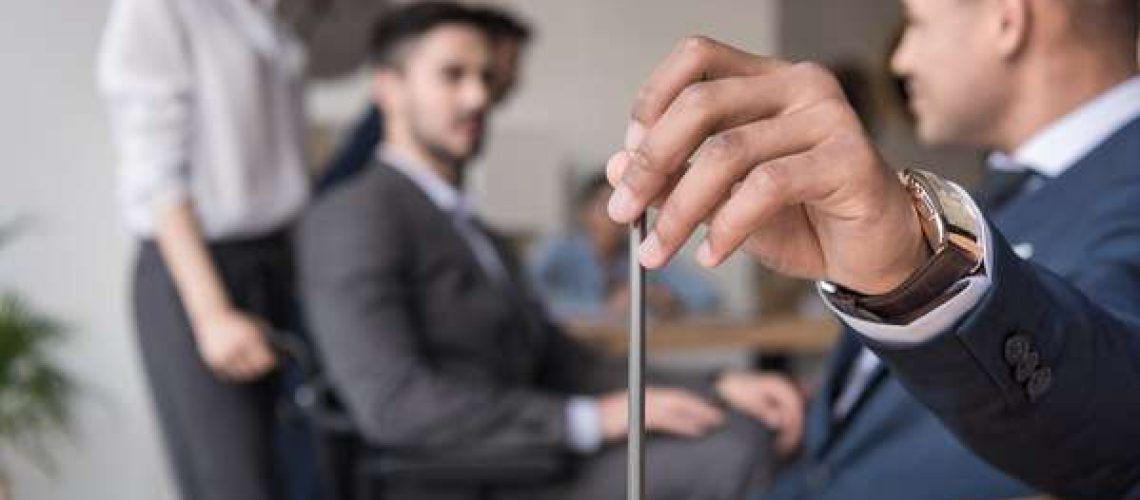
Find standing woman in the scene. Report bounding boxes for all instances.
[98,0,310,498]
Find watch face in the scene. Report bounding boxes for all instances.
[910,169,985,268]
[911,182,944,249]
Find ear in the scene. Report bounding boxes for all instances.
[992,0,1031,59]
[372,68,401,110]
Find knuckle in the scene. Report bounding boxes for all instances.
[632,84,661,123]
[791,61,843,97]
[652,207,685,245]
[621,164,663,199]
[677,81,716,112]
[712,213,749,243]
[703,130,746,164]
[816,97,850,124]
[676,35,716,59]
[791,61,828,81]
[745,164,781,194]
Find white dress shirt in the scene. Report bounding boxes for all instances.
[827,76,1140,345]
[98,0,310,239]
[379,145,605,454]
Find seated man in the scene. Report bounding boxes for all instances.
[528,172,720,322]
[297,3,802,498]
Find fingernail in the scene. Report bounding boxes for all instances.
[639,232,665,268]
[608,185,638,222]
[625,120,647,150]
[696,240,717,267]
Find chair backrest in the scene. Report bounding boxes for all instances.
[269,330,365,499]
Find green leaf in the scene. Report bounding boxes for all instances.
[0,292,74,475]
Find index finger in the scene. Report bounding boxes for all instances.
[627,36,787,147]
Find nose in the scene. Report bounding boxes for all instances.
[462,74,491,111]
[890,32,911,78]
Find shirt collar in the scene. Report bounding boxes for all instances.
[987,76,1140,176]
[220,0,305,74]
[379,144,475,217]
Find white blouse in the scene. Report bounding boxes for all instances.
[98,0,310,239]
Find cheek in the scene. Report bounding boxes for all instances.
[915,38,987,105]
[411,92,452,130]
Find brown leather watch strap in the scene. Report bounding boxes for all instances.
[854,245,977,324]
[825,248,975,325]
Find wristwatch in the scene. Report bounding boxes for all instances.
[822,169,985,325]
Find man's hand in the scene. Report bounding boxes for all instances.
[606,36,930,295]
[192,308,278,382]
[716,371,805,455]
[598,387,725,441]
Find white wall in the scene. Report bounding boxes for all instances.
[0,1,177,500]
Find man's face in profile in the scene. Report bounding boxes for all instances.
[891,0,1014,147]
[385,25,493,165]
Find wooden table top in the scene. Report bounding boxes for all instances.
[565,315,841,355]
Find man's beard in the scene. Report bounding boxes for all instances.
[409,110,486,184]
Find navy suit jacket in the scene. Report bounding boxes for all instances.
[315,107,382,195]
[865,116,1140,499]
[760,331,1032,500]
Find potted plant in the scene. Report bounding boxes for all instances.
[0,220,74,499]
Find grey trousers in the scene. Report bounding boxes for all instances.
[385,411,774,500]
[544,410,772,500]
[132,233,295,500]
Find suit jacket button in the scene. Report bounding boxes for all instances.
[1004,335,1032,365]
[1015,351,1040,383]
[1027,367,1053,402]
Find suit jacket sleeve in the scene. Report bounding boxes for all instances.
[297,195,573,452]
[863,211,1140,499]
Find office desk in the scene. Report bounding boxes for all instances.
[565,316,840,355]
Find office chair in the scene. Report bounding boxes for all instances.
[271,331,571,500]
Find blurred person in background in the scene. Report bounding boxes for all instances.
[313,4,531,195]
[528,172,720,322]
[298,3,805,498]
[98,0,317,499]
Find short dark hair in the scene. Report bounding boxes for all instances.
[368,2,488,68]
[1062,0,1139,46]
[472,5,532,44]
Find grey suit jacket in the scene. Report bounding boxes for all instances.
[297,161,706,454]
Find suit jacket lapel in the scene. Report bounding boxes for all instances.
[380,162,494,280]
[805,331,863,457]
[380,162,547,367]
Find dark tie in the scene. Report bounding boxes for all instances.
[973,168,1038,212]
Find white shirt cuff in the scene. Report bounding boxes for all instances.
[566,396,603,453]
[821,192,994,346]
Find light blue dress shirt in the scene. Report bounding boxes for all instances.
[527,235,721,321]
